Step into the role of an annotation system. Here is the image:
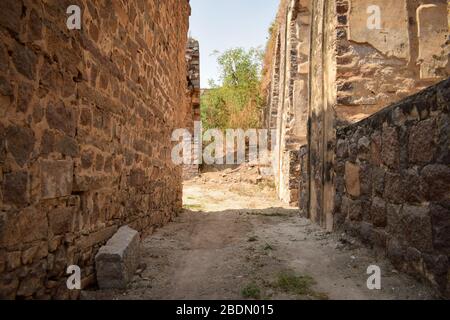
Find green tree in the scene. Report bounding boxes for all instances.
[201,47,264,130]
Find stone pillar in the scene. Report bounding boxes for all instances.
[183,38,201,180]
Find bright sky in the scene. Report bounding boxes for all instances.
[189,0,280,88]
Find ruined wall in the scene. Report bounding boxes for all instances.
[0,0,191,299]
[265,0,449,224]
[183,38,200,180]
[334,79,450,297]
[266,0,311,206]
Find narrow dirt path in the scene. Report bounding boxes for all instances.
[85,167,437,300]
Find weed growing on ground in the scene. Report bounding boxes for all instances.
[275,271,328,300]
[241,283,262,299]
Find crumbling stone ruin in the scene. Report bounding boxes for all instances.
[263,0,449,296]
[0,0,191,299]
[184,38,201,180]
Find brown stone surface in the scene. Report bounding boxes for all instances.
[40,160,73,200]
[2,171,29,206]
[408,119,436,165]
[95,226,140,289]
[0,0,191,299]
[371,197,387,228]
[5,126,35,167]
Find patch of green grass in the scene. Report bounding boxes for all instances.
[264,243,274,251]
[275,271,328,299]
[241,283,261,299]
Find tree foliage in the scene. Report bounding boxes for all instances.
[201,47,264,130]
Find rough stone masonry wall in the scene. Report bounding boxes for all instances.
[0,0,190,299]
[334,79,450,297]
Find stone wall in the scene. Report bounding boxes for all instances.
[264,0,449,228]
[183,38,201,180]
[334,79,450,297]
[0,0,191,299]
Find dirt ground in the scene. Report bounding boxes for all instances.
[84,166,438,300]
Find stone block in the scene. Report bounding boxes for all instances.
[40,159,73,200]
[371,167,385,196]
[402,169,425,204]
[46,101,76,137]
[48,207,75,236]
[17,273,43,297]
[0,0,21,32]
[0,76,12,96]
[402,205,433,253]
[359,164,372,196]
[387,203,402,234]
[95,226,140,289]
[56,136,79,157]
[372,228,388,249]
[387,237,405,268]
[384,172,403,204]
[336,139,348,158]
[6,125,35,167]
[360,222,374,244]
[0,274,19,300]
[11,42,37,80]
[371,197,387,227]
[2,171,28,206]
[129,168,146,187]
[430,203,450,251]
[421,164,450,202]
[6,251,21,271]
[0,207,48,247]
[357,136,370,159]
[408,119,436,165]
[344,161,360,197]
[342,196,362,221]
